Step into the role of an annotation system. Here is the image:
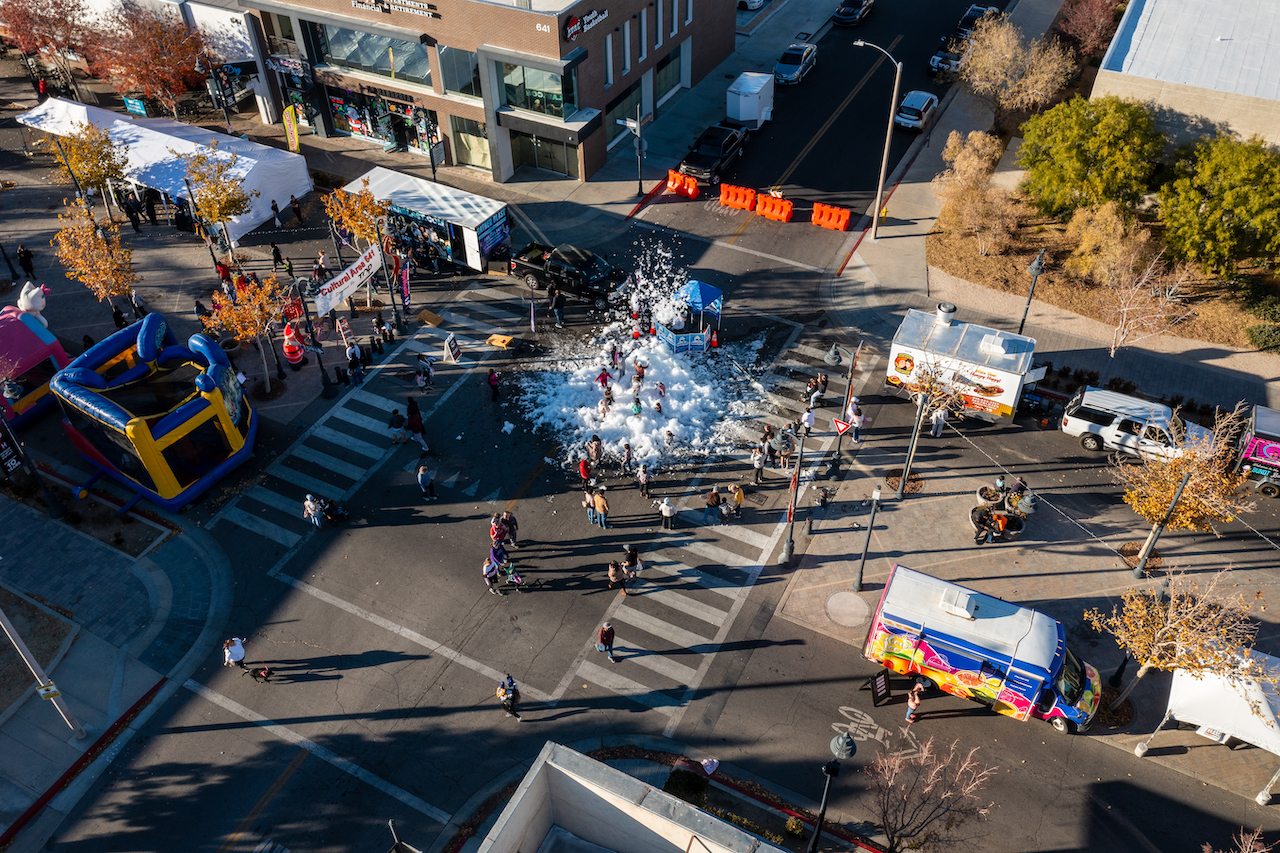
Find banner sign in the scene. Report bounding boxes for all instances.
[313,243,382,317]
[282,104,300,153]
[401,266,411,312]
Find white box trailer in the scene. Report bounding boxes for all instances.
[727,72,773,131]
[886,304,1043,423]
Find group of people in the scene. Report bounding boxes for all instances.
[483,511,521,595]
[701,484,745,526]
[593,353,662,421]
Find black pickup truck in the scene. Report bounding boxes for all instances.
[678,122,749,186]
[509,243,631,309]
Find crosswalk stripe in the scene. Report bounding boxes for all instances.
[459,300,523,324]
[672,513,774,552]
[643,560,741,599]
[290,443,370,481]
[678,538,757,569]
[778,358,821,375]
[310,425,384,460]
[270,466,350,498]
[329,405,391,437]
[793,343,833,361]
[220,506,302,547]
[408,327,486,348]
[613,604,714,651]
[578,660,677,716]
[438,310,505,337]
[349,389,399,412]
[770,375,809,393]
[613,641,699,685]
[467,285,525,303]
[631,581,730,627]
[243,486,300,516]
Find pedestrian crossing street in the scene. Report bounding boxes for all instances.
[209,288,531,549]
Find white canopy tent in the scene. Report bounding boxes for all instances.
[17,97,311,241]
[1135,653,1280,803]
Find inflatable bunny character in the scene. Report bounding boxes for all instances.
[17,283,49,328]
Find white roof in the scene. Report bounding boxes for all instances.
[894,309,1036,375]
[16,98,312,242]
[1101,0,1280,102]
[728,72,772,95]
[881,566,1061,672]
[345,167,505,230]
[1167,653,1280,756]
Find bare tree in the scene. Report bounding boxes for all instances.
[866,737,997,853]
[960,15,1075,132]
[934,130,1020,255]
[1102,251,1195,356]
[1086,568,1273,710]
[1203,828,1277,853]
[1057,0,1118,61]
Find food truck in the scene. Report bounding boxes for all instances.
[886,303,1043,423]
[1236,405,1280,498]
[864,565,1102,733]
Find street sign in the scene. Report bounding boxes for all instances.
[0,418,22,477]
[633,138,648,156]
[867,669,891,706]
[430,140,446,168]
[37,682,60,700]
[444,332,461,363]
[833,418,852,436]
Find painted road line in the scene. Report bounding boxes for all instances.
[268,465,348,499]
[641,560,741,599]
[680,538,759,570]
[348,388,400,413]
[185,680,450,824]
[220,506,302,547]
[792,343,833,362]
[310,425,384,460]
[577,660,678,716]
[243,486,302,517]
[216,748,308,853]
[459,299,523,324]
[612,604,714,652]
[438,309,508,337]
[630,582,730,628]
[612,640,699,685]
[671,513,773,552]
[268,571,554,703]
[289,443,370,481]
[328,405,392,437]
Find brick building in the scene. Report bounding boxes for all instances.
[242,0,733,181]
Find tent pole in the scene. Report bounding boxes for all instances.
[1133,710,1171,757]
[1257,765,1280,805]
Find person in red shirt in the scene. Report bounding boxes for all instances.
[579,458,591,485]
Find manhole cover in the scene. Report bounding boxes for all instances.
[827,591,870,627]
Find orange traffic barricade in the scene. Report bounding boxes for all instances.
[667,170,684,194]
[755,195,794,223]
[719,184,757,211]
[812,202,851,231]
[683,175,700,199]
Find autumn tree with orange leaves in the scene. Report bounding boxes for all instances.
[0,0,89,100]
[202,274,286,394]
[48,122,129,217]
[323,178,389,307]
[91,4,208,121]
[53,197,138,307]
[174,141,258,266]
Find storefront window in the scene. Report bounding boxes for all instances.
[439,46,482,99]
[450,115,491,169]
[510,130,579,179]
[655,42,682,102]
[326,86,438,155]
[603,78,642,143]
[312,22,432,87]
[500,63,576,119]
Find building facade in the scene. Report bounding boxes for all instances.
[239,0,732,181]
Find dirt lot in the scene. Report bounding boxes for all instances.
[0,587,74,714]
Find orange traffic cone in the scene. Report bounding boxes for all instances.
[710,330,719,348]
[649,326,656,335]
[633,329,641,339]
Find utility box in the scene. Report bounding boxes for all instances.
[727,72,773,131]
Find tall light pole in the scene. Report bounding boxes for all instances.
[374,217,408,334]
[853,40,902,242]
[806,733,857,853]
[195,53,235,135]
[823,341,862,476]
[854,485,881,592]
[778,430,805,567]
[1018,249,1046,335]
[0,605,84,738]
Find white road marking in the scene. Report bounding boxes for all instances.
[219,506,302,547]
[289,443,369,481]
[576,660,678,716]
[310,425,384,460]
[612,604,714,651]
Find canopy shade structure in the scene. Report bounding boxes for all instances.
[17,98,312,242]
[673,280,723,323]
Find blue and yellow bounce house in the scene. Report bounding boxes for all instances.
[50,313,257,511]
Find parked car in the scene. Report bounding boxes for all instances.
[833,0,873,26]
[738,0,765,9]
[509,243,631,309]
[893,90,938,130]
[1059,386,1213,461]
[929,37,968,74]
[774,43,817,84]
[678,122,749,186]
[957,3,998,35]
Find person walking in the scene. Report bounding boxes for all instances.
[595,366,612,391]
[598,622,616,663]
[550,288,566,328]
[317,250,330,279]
[930,406,948,438]
[583,485,598,525]
[621,443,634,474]
[659,497,676,530]
[593,487,610,529]
[416,465,437,501]
[579,457,592,487]
[500,511,520,548]
[223,637,248,670]
[497,678,522,719]
[850,405,865,442]
[126,198,142,233]
[270,242,284,271]
[586,434,604,466]
[130,289,149,320]
[290,194,303,225]
[607,561,631,595]
[703,486,722,526]
[488,369,500,402]
[801,407,816,438]
[271,199,283,228]
[388,409,407,444]
[15,244,34,279]
[751,447,765,485]
[906,681,925,724]
[406,398,429,451]
[483,557,505,596]
[622,543,642,576]
[303,494,324,528]
[732,484,745,518]
[637,464,651,498]
[112,304,128,329]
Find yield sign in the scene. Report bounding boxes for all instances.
[833,418,853,436]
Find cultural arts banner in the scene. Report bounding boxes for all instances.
[313,243,382,316]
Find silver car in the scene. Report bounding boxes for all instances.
[893,90,938,130]
[774,43,817,84]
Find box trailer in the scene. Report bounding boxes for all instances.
[1236,405,1280,498]
[864,565,1102,733]
[727,72,773,131]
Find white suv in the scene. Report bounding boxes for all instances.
[1060,387,1212,461]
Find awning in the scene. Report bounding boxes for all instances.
[1167,657,1280,756]
[345,166,505,230]
[674,280,723,322]
[17,98,313,242]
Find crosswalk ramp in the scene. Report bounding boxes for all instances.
[209,292,527,549]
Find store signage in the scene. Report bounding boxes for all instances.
[565,8,607,40]
[123,97,147,116]
[313,243,383,316]
[282,104,300,153]
[351,0,441,18]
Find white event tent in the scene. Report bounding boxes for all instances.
[17,97,312,242]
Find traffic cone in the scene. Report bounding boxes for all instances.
[710,330,719,348]
[649,325,656,335]
[633,329,641,339]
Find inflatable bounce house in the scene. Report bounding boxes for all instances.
[50,313,257,511]
[0,284,72,428]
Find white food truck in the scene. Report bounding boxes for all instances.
[886,303,1044,423]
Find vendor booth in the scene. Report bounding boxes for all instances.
[17,98,312,242]
[0,306,72,428]
[50,314,257,511]
[344,167,509,273]
[656,280,722,354]
[1136,654,1280,804]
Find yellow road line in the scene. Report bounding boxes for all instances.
[504,460,546,512]
[218,747,309,853]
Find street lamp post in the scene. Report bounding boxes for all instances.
[195,54,235,135]
[896,394,928,501]
[853,40,902,242]
[853,485,881,592]
[375,217,408,334]
[823,342,862,476]
[806,733,857,853]
[1018,249,1046,335]
[778,430,805,567]
[295,278,336,398]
